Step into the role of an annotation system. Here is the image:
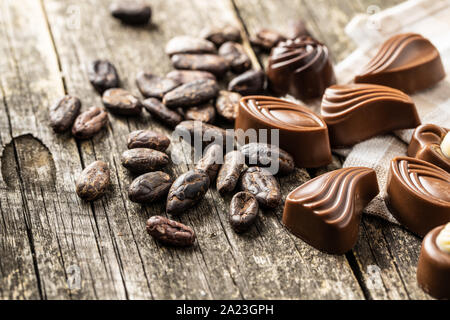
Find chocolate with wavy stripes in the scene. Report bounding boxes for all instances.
[267,36,336,100]
[321,84,420,147]
[417,224,450,300]
[282,167,379,254]
[235,96,331,168]
[386,157,450,237]
[355,33,445,94]
[408,124,450,173]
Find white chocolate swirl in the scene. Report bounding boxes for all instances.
[436,223,450,254]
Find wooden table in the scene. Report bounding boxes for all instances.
[0,0,430,300]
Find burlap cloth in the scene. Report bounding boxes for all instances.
[334,0,450,223]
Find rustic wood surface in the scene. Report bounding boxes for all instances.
[0,0,430,300]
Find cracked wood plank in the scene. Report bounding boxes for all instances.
[39,0,363,299]
[233,0,430,300]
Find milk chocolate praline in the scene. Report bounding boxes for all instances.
[408,124,450,172]
[321,84,420,147]
[267,36,336,100]
[355,33,445,94]
[282,167,379,254]
[386,157,450,237]
[417,224,450,300]
[235,96,332,168]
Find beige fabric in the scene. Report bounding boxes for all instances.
[336,0,450,223]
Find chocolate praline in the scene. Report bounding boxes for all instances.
[417,224,450,300]
[267,36,336,100]
[408,124,450,172]
[386,157,450,237]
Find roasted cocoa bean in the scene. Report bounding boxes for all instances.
[136,72,180,99]
[166,70,216,85]
[240,143,295,175]
[219,42,251,74]
[76,161,110,201]
[185,103,216,123]
[109,1,152,25]
[142,98,183,128]
[163,79,219,108]
[228,70,266,95]
[165,36,216,56]
[240,167,281,208]
[215,90,241,121]
[72,106,109,139]
[146,216,196,247]
[128,171,173,203]
[121,148,169,173]
[195,144,223,182]
[166,170,210,215]
[200,25,242,47]
[250,29,286,51]
[49,95,81,133]
[88,60,120,93]
[102,88,142,116]
[127,130,170,151]
[216,151,246,194]
[171,54,228,77]
[174,120,235,149]
[230,191,259,233]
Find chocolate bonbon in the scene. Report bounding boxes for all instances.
[282,167,379,254]
[355,33,445,94]
[321,84,420,147]
[408,124,450,172]
[235,96,331,168]
[417,224,450,300]
[267,36,336,100]
[386,157,450,237]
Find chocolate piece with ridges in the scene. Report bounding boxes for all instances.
[76,161,111,201]
[128,172,173,203]
[417,224,450,300]
[121,148,169,174]
[282,167,379,254]
[109,1,152,25]
[127,130,170,152]
[136,72,180,99]
[102,88,142,116]
[219,42,251,74]
[195,144,223,182]
[386,157,450,237]
[240,143,294,175]
[230,191,259,233]
[49,95,81,133]
[235,96,331,168]
[217,151,246,194]
[215,90,241,121]
[166,170,210,215]
[88,60,120,93]
[146,216,196,247]
[240,167,281,208]
[142,98,183,128]
[408,124,450,172]
[72,106,109,140]
[321,84,420,148]
[165,36,216,56]
[355,33,446,94]
[163,79,219,108]
[166,70,216,85]
[171,54,228,77]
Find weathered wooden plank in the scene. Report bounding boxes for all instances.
[0,0,129,300]
[42,0,364,299]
